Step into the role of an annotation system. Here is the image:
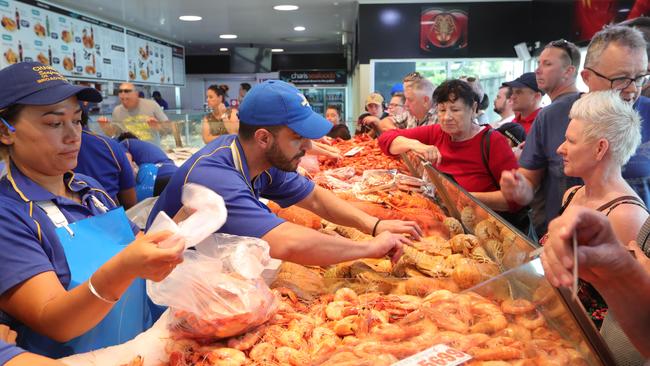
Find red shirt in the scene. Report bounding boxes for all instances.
[379,124,519,193]
[513,108,541,134]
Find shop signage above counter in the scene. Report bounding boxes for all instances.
[279,69,347,85]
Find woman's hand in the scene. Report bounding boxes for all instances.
[410,143,441,165]
[119,231,185,282]
[0,324,17,344]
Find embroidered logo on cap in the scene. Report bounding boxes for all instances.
[32,65,67,84]
[298,93,310,107]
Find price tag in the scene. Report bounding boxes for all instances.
[391,344,472,366]
[344,146,364,157]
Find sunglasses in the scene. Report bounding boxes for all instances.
[460,76,477,82]
[549,39,575,64]
[118,89,133,94]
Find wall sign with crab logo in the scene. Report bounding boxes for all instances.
[420,7,468,54]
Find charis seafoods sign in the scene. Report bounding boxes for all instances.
[279,70,347,85]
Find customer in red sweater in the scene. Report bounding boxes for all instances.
[379,79,520,215]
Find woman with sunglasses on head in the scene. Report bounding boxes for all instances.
[0,62,184,359]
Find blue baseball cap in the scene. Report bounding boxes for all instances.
[0,62,102,110]
[502,72,545,96]
[390,83,404,95]
[238,80,332,139]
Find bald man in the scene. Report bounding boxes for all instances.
[98,83,169,141]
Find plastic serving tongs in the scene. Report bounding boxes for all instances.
[416,154,462,221]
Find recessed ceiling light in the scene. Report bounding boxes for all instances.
[271,48,284,52]
[219,34,238,39]
[179,15,202,21]
[294,26,306,31]
[273,5,299,11]
[219,48,228,51]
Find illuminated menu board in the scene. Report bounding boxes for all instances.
[0,0,185,85]
[0,0,126,80]
[126,29,174,85]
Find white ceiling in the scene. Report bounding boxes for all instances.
[48,0,358,54]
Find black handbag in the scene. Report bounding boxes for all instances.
[480,128,535,238]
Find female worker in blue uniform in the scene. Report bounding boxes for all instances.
[0,62,184,358]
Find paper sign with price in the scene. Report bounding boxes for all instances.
[391,344,472,366]
[344,146,364,157]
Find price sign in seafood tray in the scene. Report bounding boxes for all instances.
[392,344,472,366]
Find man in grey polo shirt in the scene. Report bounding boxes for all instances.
[98,82,169,142]
[501,39,582,237]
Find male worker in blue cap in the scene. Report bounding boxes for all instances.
[147,80,420,265]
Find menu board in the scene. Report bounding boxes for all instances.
[0,0,126,80]
[126,29,174,85]
[0,0,184,85]
[172,45,184,86]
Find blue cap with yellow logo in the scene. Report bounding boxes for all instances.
[0,62,102,110]
[238,80,332,139]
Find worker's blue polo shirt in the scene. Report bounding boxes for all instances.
[146,134,315,238]
[0,341,24,365]
[120,138,178,178]
[0,162,139,345]
[74,128,135,203]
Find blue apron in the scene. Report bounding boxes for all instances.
[24,197,151,358]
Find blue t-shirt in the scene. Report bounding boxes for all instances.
[75,128,136,203]
[519,92,584,233]
[623,96,650,206]
[0,162,139,356]
[0,341,24,366]
[146,135,315,238]
[120,138,178,178]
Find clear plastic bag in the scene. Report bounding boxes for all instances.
[355,169,397,194]
[147,234,280,341]
[323,166,356,181]
[147,183,227,249]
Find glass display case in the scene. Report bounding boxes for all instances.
[398,152,616,365]
[88,109,208,151]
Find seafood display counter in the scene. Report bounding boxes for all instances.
[61,136,615,365]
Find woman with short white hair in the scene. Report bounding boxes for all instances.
[554,90,647,244]
[551,90,649,327]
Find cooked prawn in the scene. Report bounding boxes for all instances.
[334,287,358,303]
[515,310,546,330]
[202,347,247,366]
[249,342,275,364]
[501,299,536,315]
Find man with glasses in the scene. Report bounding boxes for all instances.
[98,82,169,142]
[501,38,582,237]
[581,26,650,202]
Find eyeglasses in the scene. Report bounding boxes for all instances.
[388,103,404,108]
[118,89,133,94]
[549,39,575,64]
[0,117,15,133]
[585,67,650,90]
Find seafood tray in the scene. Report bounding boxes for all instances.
[156,262,608,366]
